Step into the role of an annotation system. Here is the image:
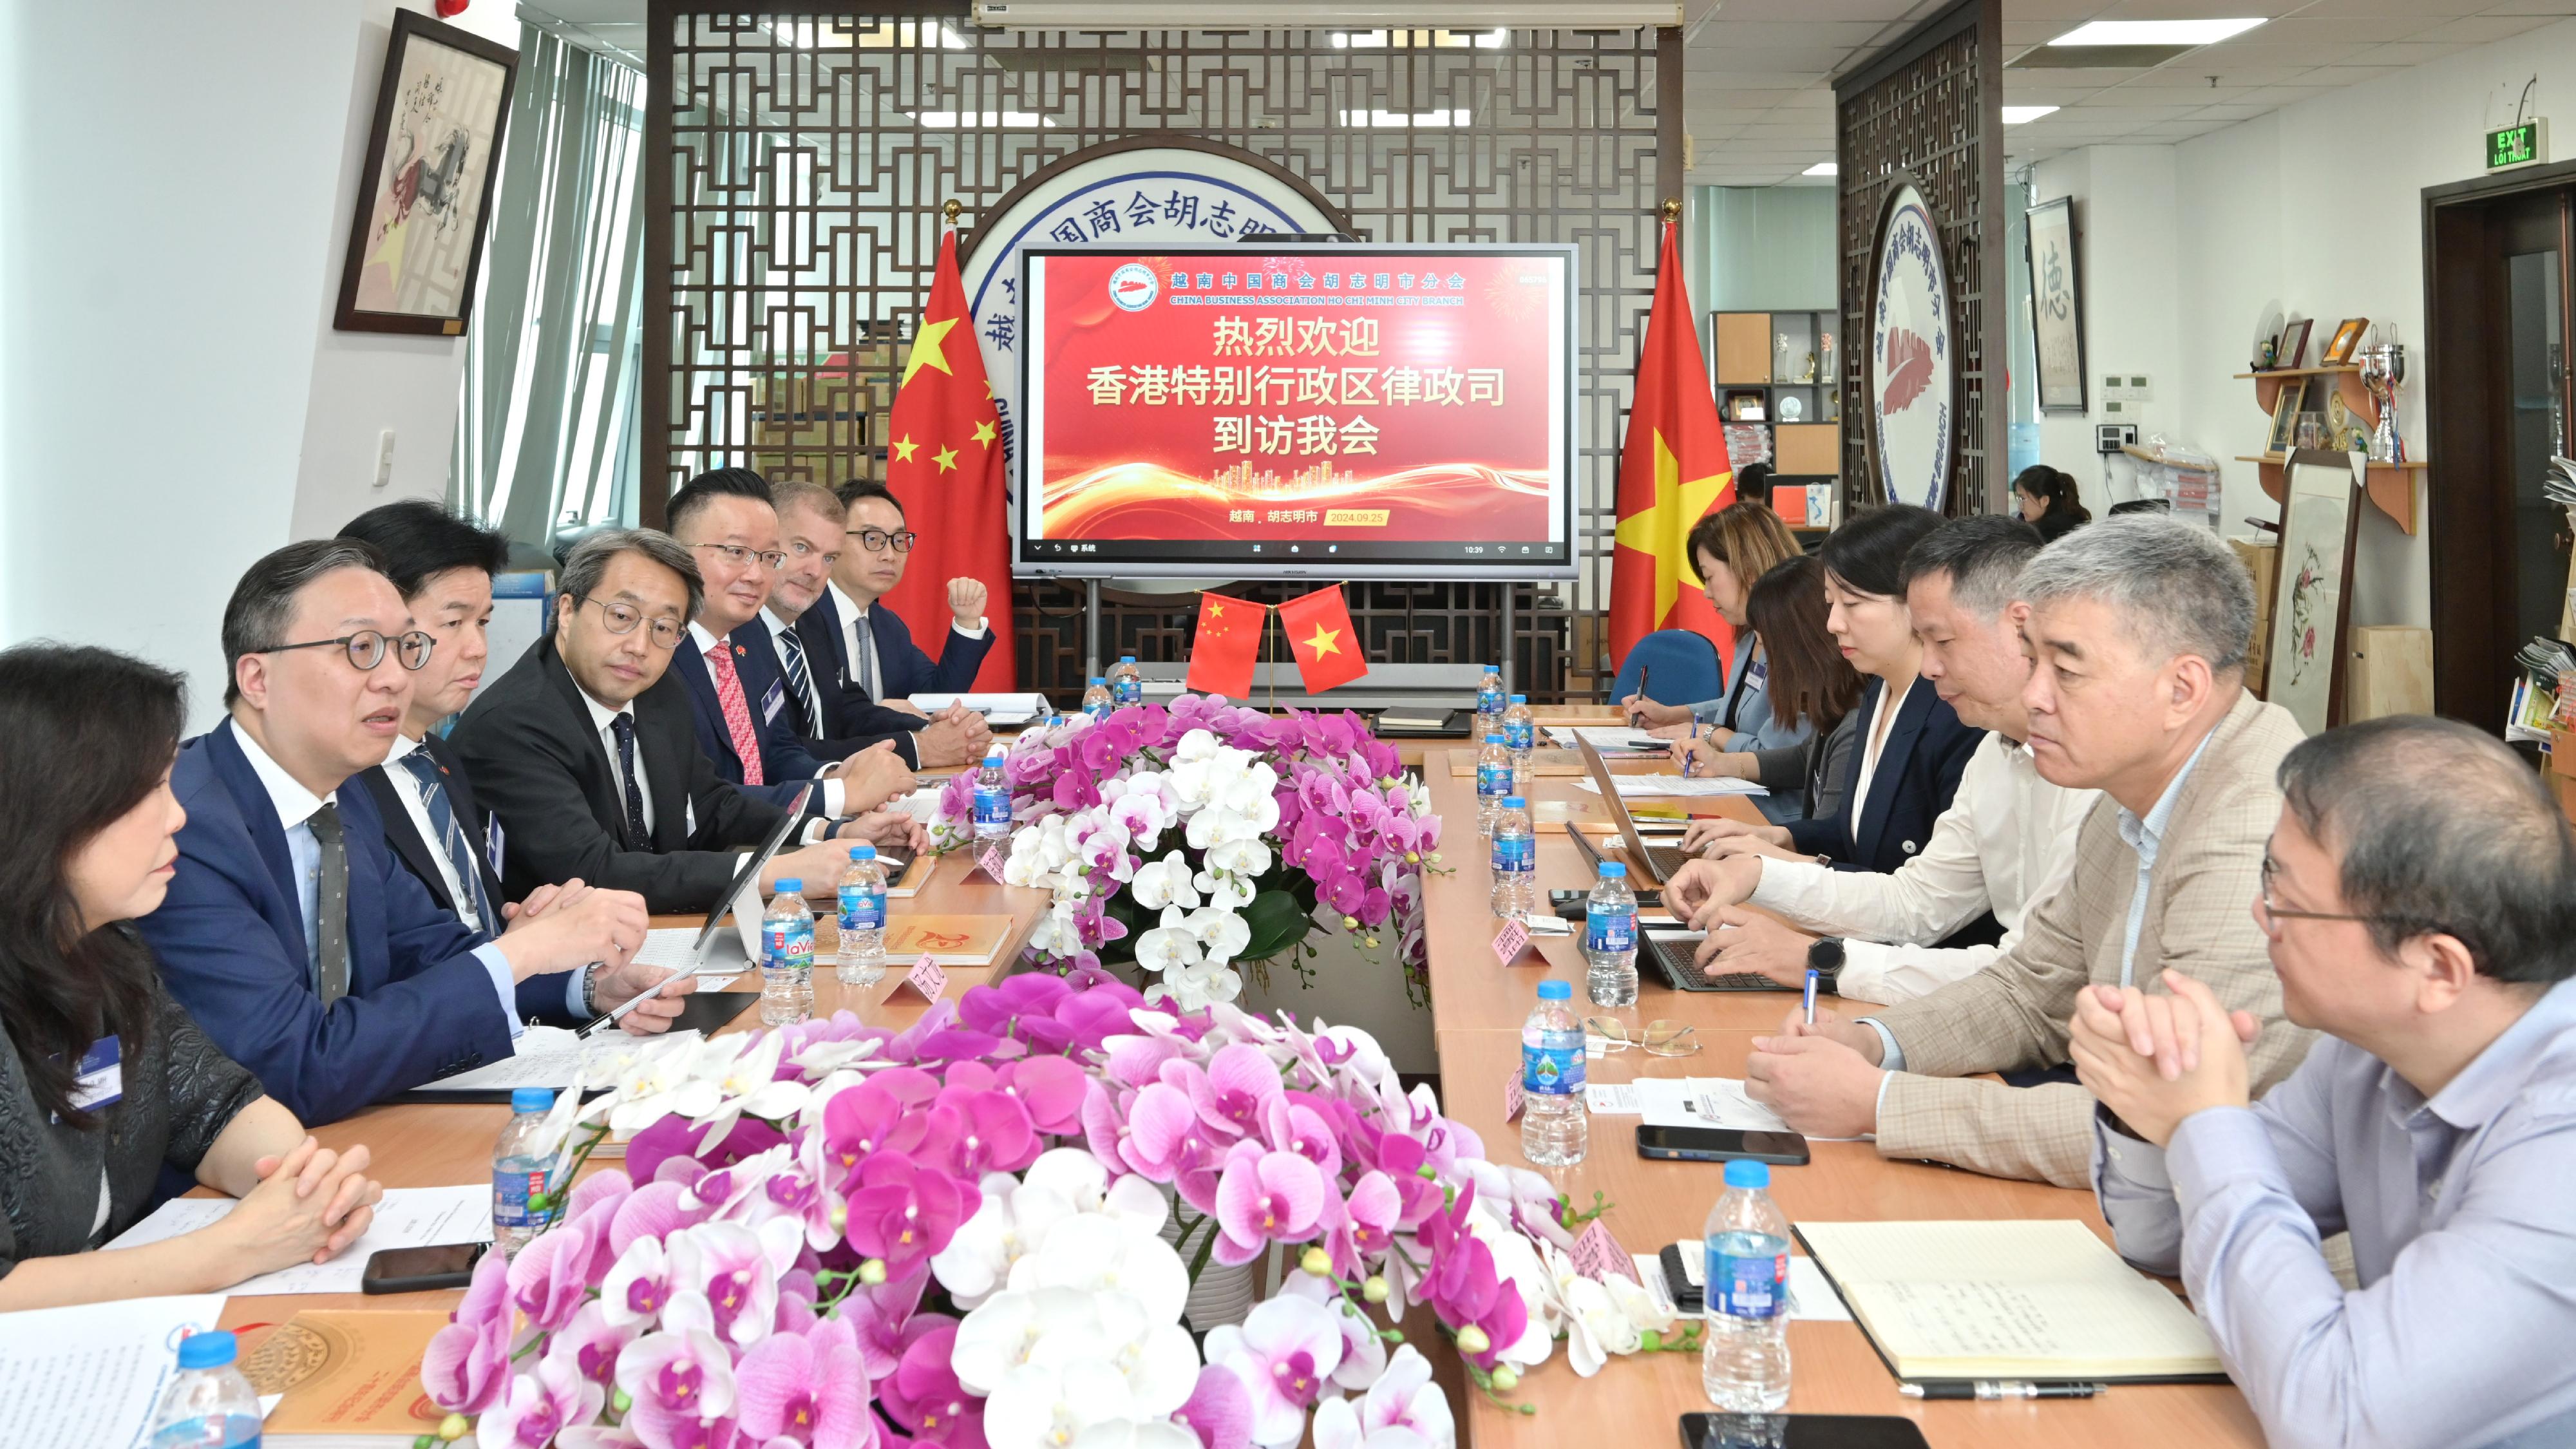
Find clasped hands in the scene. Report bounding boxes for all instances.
[217,1137,381,1278]
[2069,970,2257,1148]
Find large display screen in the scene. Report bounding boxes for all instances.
[1015,243,1577,579]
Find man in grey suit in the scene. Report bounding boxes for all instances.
[1739,516,2316,1188]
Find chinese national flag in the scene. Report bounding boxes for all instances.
[882,227,1016,689]
[1278,585,1367,694]
[1185,592,1267,699]
[1609,218,1736,670]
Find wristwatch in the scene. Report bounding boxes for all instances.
[1805,936,1846,993]
[580,963,601,1016]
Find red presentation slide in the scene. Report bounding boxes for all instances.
[1029,252,1563,547]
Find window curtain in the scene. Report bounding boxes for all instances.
[451,26,645,547]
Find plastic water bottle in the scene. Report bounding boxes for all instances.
[1475,665,1507,738]
[492,1086,560,1258]
[1110,655,1143,706]
[972,751,1012,846]
[1520,980,1587,1167]
[762,881,816,1027]
[1082,676,1114,719]
[1502,693,1536,790]
[1475,734,1513,837]
[1490,795,1535,921]
[1703,1160,1794,1411]
[146,1331,261,1449]
[1586,861,1640,1007]
[836,845,887,987]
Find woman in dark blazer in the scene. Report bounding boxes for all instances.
[1685,506,1996,947]
[0,645,385,1310]
[1671,554,1861,824]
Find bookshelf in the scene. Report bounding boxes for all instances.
[1712,310,1842,528]
[2231,364,2423,535]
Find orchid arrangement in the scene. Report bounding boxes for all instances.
[927,697,1441,1012]
[424,976,1691,1449]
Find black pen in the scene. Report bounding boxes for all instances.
[1900,1381,2107,1401]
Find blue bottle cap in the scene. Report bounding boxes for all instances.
[776,878,803,893]
[851,844,875,860]
[175,1330,238,1370]
[1502,796,1526,809]
[1121,655,1137,663]
[1090,676,1106,685]
[1723,1159,1771,1189]
[1509,693,1528,703]
[511,1087,555,1115]
[1600,862,1627,877]
[1485,734,1506,743]
[1536,980,1572,1000]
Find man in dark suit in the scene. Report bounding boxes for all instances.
[142,540,654,1126]
[663,469,916,819]
[766,479,989,768]
[809,477,996,707]
[451,527,910,916]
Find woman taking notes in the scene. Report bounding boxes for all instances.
[1621,498,1806,752]
[1667,554,1862,823]
[0,644,383,1310]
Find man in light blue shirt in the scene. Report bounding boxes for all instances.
[2079,715,2576,1449]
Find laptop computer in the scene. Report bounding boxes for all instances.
[1575,736,1700,884]
[625,780,814,982]
[1637,926,1793,993]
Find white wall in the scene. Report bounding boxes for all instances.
[2028,146,2181,519]
[2,0,504,726]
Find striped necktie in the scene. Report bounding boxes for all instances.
[777,625,823,737]
[396,749,493,933]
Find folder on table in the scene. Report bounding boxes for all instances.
[239,1309,453,1439]
[1794,1219,2228,1385]
[884,913,1014,966]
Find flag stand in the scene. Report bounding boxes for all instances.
[1264,603,1278,714]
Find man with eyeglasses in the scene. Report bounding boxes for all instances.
[2074,717,2576,1449]
[453,527,904,916]
[662,469,917,823]
[764,480,989,768]
[802,478,994,710]
[143,540,652,1126]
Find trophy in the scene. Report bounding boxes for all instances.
[2360,341,2407,463]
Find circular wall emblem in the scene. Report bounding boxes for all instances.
[1106,260,1159,311]
[958,137,1345,482]
[1865,181,1955,511]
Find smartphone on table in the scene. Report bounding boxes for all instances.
[361,1242,489,1294]
[1636,1124,1810,1166]
[1679,1414,1931,1449]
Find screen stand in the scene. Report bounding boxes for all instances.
[1083,578,1102,683]
[1500,583,1517,698]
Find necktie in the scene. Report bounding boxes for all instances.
[777,625,823,737]
[707,642,767,787]
[853,610,877,701]
[306,803,350,1005]
[397,750,492,933]
[609,714,650,845]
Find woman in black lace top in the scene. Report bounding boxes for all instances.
[0,644,386,1309]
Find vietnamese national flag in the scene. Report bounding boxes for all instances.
[1279,585,1367,694]
[1608,218,1736,671]
[1186,591,1267,699]
[882,227,1016,689]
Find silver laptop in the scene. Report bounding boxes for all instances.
[628,781,813,978]
[1575,736,1698,884]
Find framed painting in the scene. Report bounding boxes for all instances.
[333,12,517,336]
[2025,196,2086,413]
[2265,450,2365,734]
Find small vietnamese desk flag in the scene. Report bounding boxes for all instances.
[1609,214,1736,671]
[883,223,1016,690]
[1186,592,1267,699]
[1280,585,1367,694]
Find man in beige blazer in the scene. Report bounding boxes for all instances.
[1741,516,2316,1188]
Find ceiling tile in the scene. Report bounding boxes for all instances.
[2417,12,2565,37]
[2476,0,2576,14]
[2257,14,2452,42]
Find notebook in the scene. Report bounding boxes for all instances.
[884,913,1015,966]
[240,1309,452,1443]
[1794,1219,2226,1385]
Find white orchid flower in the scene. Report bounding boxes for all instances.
[934,1173,1080,1309]
[1145,959,1242,1013]
[1071,1421,1202,1449]
[1182,905,1252,965]
[1133,909,1204,980]
[953,1287,1104,1394]
[1129,851,1202,912]
[983,1358,1142,1449]
[1033,1290,1198,1417]
[682,1032,812,1151]
[1205,837,1271,878]
[1005,1213,1190,1326]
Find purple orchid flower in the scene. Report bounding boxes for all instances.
[1212,1149,1327,1266]
[422,1247,516,1414]
[842,1151,978,1275]
[480,1356,606,1449]
[735,1316,875,1448]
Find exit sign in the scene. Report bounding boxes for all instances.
[2488,118,2548,172]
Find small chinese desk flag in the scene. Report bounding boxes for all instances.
[1186,592,1267,699]
[1280,585,1367,694]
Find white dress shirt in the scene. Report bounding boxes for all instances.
[689,620,846,819]
[383,733,589,1020]
[1750,732,2098,1005]
[229,721,523,1038]
[829,580,986,706]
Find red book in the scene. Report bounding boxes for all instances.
[1278,585,1367,694]
[1185,592,1267,699]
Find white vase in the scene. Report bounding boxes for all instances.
[1161,1206,1258,1331]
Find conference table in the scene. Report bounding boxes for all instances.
[217,712,2262,1448]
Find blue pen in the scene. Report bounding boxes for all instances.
[1683,721,1698,779]
[1803,967,1819,1025]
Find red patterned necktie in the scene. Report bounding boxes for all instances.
[707,641,766,787]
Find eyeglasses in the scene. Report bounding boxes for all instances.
[2255,855,2403,941]
[574,596,685,649]
[262,630,433,672]
[692,542,788,571]
[846,527,918,554]
[1582,1017,1700,1057]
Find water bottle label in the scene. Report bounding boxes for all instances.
[1711,1247,1788,1320]
[1586,904,1636,952]
[1477,761,1511,798]
[1479,686,1506,715]
[1503,719,1533,751]
[1088,701,1113,720]
[764,922,815,971]
[1113,679,1142,705]
[1492,834,1534,875]
[974,786,1012,830]
[1521,1041,1585,1095]
[494,1165,554,1229]
[838,886,885,933]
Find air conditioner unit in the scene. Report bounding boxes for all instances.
[972,1,1683,26]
